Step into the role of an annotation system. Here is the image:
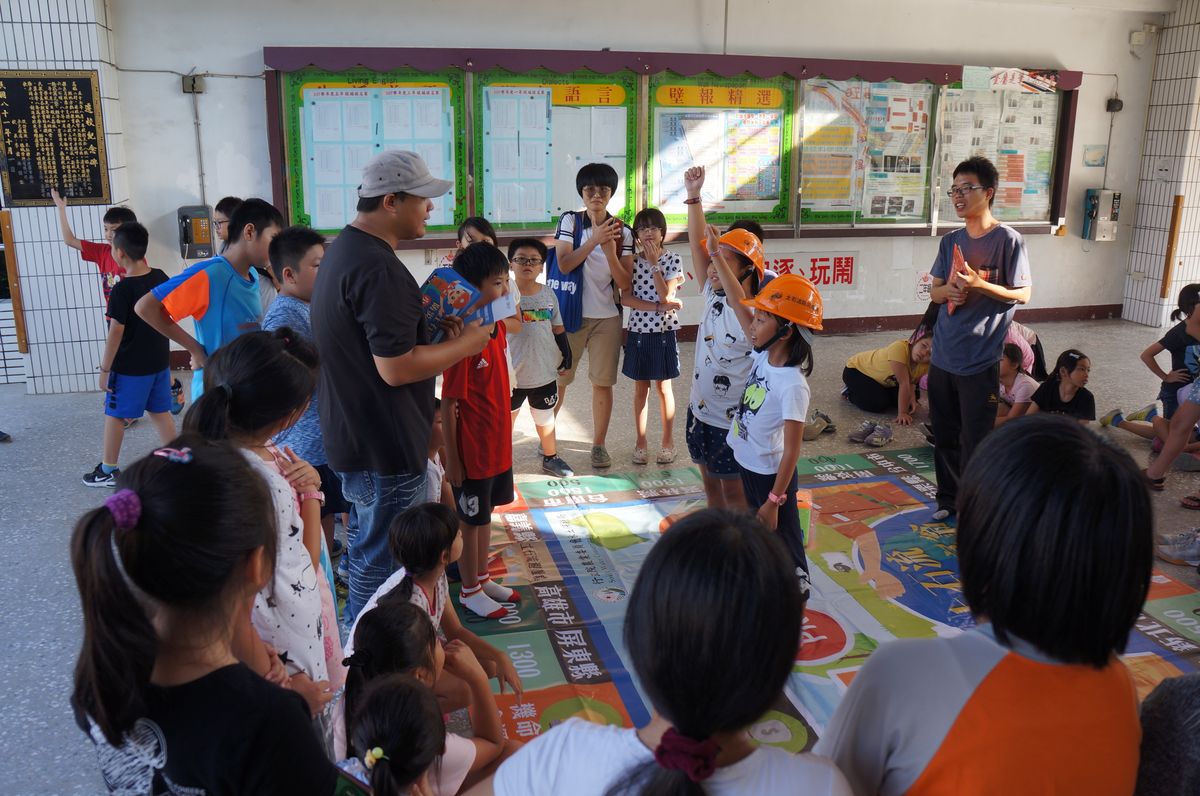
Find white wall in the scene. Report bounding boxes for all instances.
[111,0,1165,326]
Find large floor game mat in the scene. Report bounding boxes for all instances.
[453,448,1200,751]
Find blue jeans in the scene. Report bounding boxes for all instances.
[337,469,427,622]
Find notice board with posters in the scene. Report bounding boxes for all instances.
[473,69,638,229]
[647,72,794,227]
[264,49,1080,238]
[935,67,1063,223]
[799,79,936,225]
[0,70,109,207]
[280,67,467,235]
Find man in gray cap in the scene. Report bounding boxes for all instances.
[312,150,491,621]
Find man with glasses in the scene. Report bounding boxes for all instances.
[553,162,634,469]
[927,156,1032,522]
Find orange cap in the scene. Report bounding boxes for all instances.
[717,229,765,277]
[740,273,824,331]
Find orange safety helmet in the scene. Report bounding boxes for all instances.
[717,228,765,277]
[740,273,824,331]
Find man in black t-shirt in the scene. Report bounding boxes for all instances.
[83,223,177,487]
[312,151,491,621]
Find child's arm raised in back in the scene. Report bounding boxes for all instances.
[684,166,710,285]
[441,596,523,698]
[706,223,755,338]
[51,188,83,250]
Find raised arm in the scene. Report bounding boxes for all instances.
[706,223,755,339]
[684,166,710,285]
[51,189,83,250]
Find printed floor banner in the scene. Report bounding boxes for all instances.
[455,448,1200,750]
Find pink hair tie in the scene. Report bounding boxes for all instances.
[105,489,142,530]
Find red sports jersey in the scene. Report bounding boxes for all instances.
[443,323,512,480]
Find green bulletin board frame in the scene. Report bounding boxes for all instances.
[472,68,639,230]
[647,71,794,227]
[280,67,468,234]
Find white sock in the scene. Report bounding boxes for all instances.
[459,585,506,619]
[478,574,518,603]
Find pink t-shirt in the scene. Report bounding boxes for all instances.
[1004,326,1035,374]
[1000,372,1039,406]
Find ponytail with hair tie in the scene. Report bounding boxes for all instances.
[654,728,721,783]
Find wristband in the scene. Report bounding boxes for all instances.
[300,490,325,506]
[683,197,701,205]
[767,491,788,506]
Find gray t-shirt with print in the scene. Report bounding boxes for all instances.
[509,284,564,389]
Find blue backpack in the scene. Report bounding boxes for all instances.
[545,211,585,333]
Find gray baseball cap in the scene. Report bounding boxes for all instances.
[357,150,452,199]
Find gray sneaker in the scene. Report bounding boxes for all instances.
[1156,529,1200,566]
[865,423,893,447]
[848,420,878,443]
[591,445,612,468]
[542,455,575,478]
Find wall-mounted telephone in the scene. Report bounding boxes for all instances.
[178,205,214,260]
[1083,189,1120,242]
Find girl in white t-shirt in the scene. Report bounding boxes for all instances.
[707,224,824,589]
[185,329,341,724]
[995,342,1040,427]
[344,599,522,796]
[479,509,852,796]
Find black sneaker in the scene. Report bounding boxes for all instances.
[83,463,119,488]
[542,455,575,478]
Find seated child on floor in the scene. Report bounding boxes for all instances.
[340,673,446,796]
[996,342,1040,426]
[345,503,522,701]
[343,599,521,795]
[1027,349,1096,423]
[842,335,932,425]
[1135,672,1200,796]
[479,509,851,795]
[817,415,1151,795]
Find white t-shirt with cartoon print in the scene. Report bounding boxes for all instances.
[242,449,328,683]
[691,284,755,429]
[627,252,683,334]
[727,351,811,475]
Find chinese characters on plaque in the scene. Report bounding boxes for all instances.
[0,70,109,206]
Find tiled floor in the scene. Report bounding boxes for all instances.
[1,317,1196,792]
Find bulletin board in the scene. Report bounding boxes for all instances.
[473,69,638,229]
[280,67,467,235]
[265,49,1082,240]
[799,79,937,225]
[0,70,110,206]
[936,87,1060,223]
[647,72,793,226]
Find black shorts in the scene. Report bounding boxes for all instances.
[452,468,515,527]
[510,381,559,412]
[315,463,350,518]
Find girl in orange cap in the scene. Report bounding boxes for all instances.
[705,224,822,589]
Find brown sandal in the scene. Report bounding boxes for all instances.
[1144,470,1166,491]
[1181,494,1200,510]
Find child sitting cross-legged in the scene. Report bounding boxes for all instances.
[343,598,522,795]
[340,673,447,796]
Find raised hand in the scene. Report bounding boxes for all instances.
[684,165,705,198]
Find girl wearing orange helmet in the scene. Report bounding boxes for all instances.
[705,223,822,588]
[682,166,771,511]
